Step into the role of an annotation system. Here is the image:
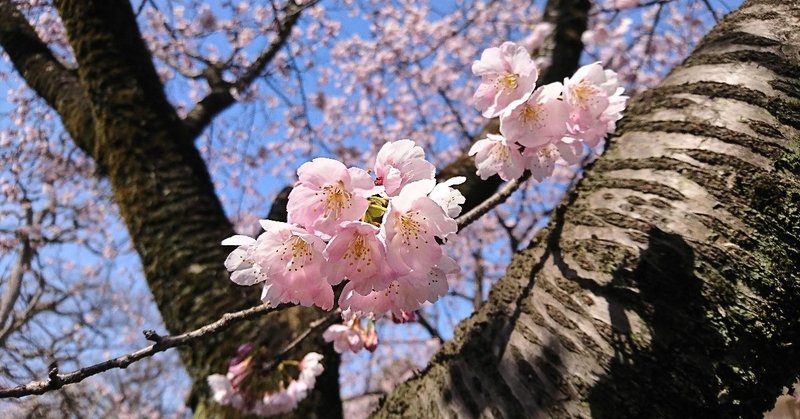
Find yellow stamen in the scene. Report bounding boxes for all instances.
[497,73,518,90]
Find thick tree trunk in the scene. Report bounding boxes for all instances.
[52,1,342,416]
[1,1,341,417]
[374,1,800,417]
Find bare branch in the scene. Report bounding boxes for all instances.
[0,200,34,330]
[415,313,444,344]
[182,0,319,138]
[0,303,284,399]
[456,172,531,231]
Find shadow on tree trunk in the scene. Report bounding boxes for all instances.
[584,227,730,418]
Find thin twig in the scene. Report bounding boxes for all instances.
[415,313,444,344]
[0,303,284,398]
[456,172,531,231]
[700,0,720,22]
[260,310,341,373]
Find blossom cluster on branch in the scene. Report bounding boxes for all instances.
[470,42,627,181]
[222,138,465,318]
[207,344,324,416]
[212,40,627,416]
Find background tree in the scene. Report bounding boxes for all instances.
[3,0,791,418]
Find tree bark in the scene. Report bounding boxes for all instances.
[374,0,800,417]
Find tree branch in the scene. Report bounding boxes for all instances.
[456,172,531,231]
[415,313,444,344]
[260,310,341,373]
[0,303,284,399]
[0,0,95,152]
[0,200,34,331]
[182,0,317,139]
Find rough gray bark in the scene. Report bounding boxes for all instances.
[374,0,800,417]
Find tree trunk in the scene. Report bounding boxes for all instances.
[374,0,800,417]
[1,1,341,417]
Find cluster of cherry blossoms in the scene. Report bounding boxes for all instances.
[213,41,629,415]
[207,344,324,416]
[470,42,627,181]
[222,139,465,318]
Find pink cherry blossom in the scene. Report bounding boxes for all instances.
[374,139,435,196]
[519,23,554,52]
[472,41,538,118]
[298,352,325,384]
[256,352,323,415]
[500,82,571,148]
[524,144,559,182]
[207,374,247,410]
[612,0,639,9]
[323,324,365,353]
[324,221,394,294]
[338,280,427,317]
[339,254,457,317]
[564,63,615,118]
[221,235,265,286]
[469,133,525,181]
[382,181,457,279]
[287,158,376,236]
[428,176,466,218]
[251,220,334,310]
[564,63,628,147]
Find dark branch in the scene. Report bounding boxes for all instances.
[415,313,444,344]
[456,173,531,231]
[182,0,315,139]
[0,0,95,152]
[0,304,283,399]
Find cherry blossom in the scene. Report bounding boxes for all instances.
[224,139,463,319]
[338,280,427,317]
[472,41,538,118]
[287,158,376,236]
[428,176,466,219]
[207,350,325,417]
[611,0,639,9]
[564,62,628,147]
[500,82,570,148]
[323,324,365,354]
[324,221,393,295]
[469,133,526,181]
[374,139,436,197]
[223,220,333,310]
[221,235,264,286]
[382,181,458,279]
[338,255,457,318]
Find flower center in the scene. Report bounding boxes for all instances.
[344,235,372,272]
[497,73,518,91]
[538,145,555,158]
[280,236,314,272]
[520,103,543,125]
[321,181,352,218]
[490,142,510,161]
[571,81,599,107]
[398,212,428,249]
